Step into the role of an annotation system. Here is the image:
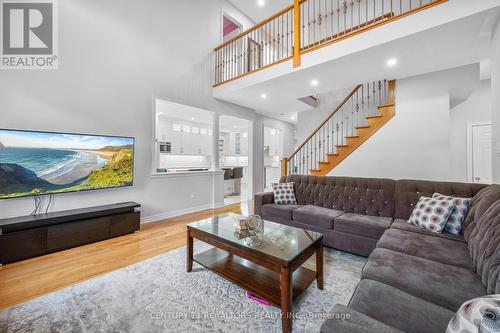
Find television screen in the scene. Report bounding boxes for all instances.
[0,129,134,199]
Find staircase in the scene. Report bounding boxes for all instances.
[282,80,396,176]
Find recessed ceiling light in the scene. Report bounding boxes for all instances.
[190,117,195,121]
[260,93,267,99]
[386,58,398,67]
[310,79,319,87]
[234,125,238,129]
[290,116,296,120]
[257,0,265,8]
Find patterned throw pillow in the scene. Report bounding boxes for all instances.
[407,196,457,233]
[446,295,500,333]
[432,193,472,235]
[272,182,297,205]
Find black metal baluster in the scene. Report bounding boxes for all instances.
[313,0,316,45]
[337,0,340,36]
[350,0,353,30]
[372,81,376,112]
[356,89,359,129]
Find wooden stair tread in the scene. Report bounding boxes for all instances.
[282,80,396,177]
[378,103,395,108]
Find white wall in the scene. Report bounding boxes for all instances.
[450,80,492,181]
[491,20,500,183]
[0,0,292,220]
[252,116,296,193]
[326,65,483,181]
[296,87,351,144]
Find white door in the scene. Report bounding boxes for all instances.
[471,124,493,184]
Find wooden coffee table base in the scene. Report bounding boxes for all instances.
[187,228,324,333]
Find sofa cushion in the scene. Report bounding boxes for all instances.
[292,205,343,230]
[320,304,404,333]
[407,196,456,233]
[391,219,465,242]
[334,213,392,239]
[466,199,500,294]
[260,204,302,220]
[432,193,471,235]
[377,228,473,269]
[362,248,486,311]
[272,182,297,205]
[331,230,379,257]
[280,175,396,217]
[349,279,455,333]
[394,179,485,220]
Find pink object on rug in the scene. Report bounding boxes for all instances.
[245,291,271,305]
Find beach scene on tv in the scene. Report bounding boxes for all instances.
[0,130,134,199]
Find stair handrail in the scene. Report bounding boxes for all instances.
[285,84,362,163]
[281,80,396,176]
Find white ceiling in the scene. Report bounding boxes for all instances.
[228,0,291,23]
[156,99,250,130]
[214,4,499,116]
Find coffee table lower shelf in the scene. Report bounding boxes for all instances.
[193,247,316,307]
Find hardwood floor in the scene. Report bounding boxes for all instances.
[0,202,251,310]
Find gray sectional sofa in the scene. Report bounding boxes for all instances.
[254,175,500,333]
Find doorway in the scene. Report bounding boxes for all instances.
[467,122,493,184]
[220,115,251,205]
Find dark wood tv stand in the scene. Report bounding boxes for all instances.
[0,202,141,266]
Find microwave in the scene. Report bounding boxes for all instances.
[159,141,171,153]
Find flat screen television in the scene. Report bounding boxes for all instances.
[0,129,134,199]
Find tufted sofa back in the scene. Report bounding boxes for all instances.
[280,175,396,217]
[394,180,486,220]
[463,184,500,242]
[465,199,500,294]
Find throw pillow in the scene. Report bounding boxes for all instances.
[407,196,457,233]
[446,295,500,333]
[272,182,297,205]
[432,193,472,235]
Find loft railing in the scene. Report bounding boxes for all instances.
[281,80,392,176]
[213,0,447,86]
[214,5,294,86]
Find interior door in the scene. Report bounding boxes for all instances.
[247,37,262,72]
[472,124,493,184]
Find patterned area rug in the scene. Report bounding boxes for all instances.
[1,243,366,333]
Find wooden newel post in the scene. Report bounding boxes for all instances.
[281,158,288,177]
[293,0,301,68]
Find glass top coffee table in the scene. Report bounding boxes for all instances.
[186,213,324,333]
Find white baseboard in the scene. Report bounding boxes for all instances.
[140,201,225,224]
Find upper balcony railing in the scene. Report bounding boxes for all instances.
[213,0,447,86]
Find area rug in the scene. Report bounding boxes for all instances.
[0,243,366,333]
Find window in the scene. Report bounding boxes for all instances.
[155,98,213,173]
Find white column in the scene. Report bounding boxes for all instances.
[492,22,500,184]
[211,113,220,171]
